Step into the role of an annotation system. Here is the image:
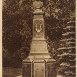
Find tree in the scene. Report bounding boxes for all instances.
[57,18,75,76]
[3,0,32,67]
[43,0,75,76]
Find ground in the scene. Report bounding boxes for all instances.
[3,67,75,77]
[3,67,22,77]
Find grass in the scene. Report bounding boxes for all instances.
[3,67,22,77]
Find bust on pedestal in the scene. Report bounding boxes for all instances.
[22,1,56,77]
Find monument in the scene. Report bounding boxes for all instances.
[22,1,56,77]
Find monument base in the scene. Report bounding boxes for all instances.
[29,39,51,59]
[22,58,56,77]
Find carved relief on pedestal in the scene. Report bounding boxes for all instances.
[33,20,44,38]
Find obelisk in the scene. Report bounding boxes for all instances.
[28,1,50,59]
[22,1,56,77]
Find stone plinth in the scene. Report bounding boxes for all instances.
[22,59,56,77]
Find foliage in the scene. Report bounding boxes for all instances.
[3,0,32,67]
[56,20,76,76]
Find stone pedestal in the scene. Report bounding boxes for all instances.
[29,40,50,59]
[22,59,56,77]
[22,1,56,77]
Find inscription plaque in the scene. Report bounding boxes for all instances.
[46,63,56,77]
[22,63,32,77]
[34,63,45,77]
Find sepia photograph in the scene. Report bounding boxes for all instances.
[2,0,76,77]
